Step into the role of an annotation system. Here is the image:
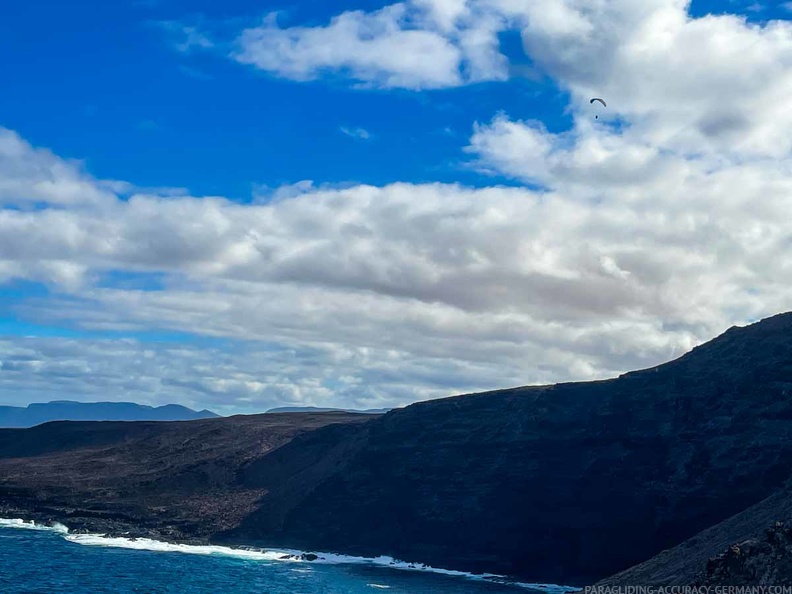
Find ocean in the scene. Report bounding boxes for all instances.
[0,520,575,593]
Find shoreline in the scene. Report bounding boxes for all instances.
[0,516,582,593]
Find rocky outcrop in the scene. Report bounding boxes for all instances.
[695,521,792,585]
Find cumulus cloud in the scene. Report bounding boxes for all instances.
[507,0,792,158]
[231,2,508,89]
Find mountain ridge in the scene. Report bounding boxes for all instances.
[266,406,392,414]
[0,400,219,428]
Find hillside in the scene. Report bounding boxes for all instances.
[2,313,792,586]
[0,400,218,428]
[0,412,373,539]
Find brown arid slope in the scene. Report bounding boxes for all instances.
[3,312,792,586]
[0,412,374,541]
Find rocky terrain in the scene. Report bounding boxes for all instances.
[0,412,372,540]
[694,521,792,585]
[3,312,792,586]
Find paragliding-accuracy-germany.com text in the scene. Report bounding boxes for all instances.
[583,586,792,594]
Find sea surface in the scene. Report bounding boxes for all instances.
[0,520,575,594]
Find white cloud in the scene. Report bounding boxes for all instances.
[0,129,116,208]
[340,126,372,140]
[504,0,792,158]
[232,2,508,89]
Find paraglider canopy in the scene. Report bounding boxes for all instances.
[590,97,606,118]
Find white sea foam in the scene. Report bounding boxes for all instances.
[0,518,69,534]
[64,534,298,561]
[2,518,580,592]
[367,584,391,589]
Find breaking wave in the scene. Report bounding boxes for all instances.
[0,518,69,534]
[1,518,580,592]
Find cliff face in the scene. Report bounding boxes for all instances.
[224,312,792,585]
[2,313,792,586]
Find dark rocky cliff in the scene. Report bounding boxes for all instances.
[224,312,792,585]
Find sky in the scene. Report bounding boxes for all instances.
[0,0,790,415]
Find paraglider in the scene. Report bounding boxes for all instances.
[590,97,606,119]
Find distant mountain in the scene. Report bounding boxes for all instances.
[0,400,219,428]
[266,406,391,414]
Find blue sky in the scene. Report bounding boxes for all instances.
[0,0,790,413]
[1,0,570,200]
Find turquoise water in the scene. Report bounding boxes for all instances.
[0,523,557,593]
